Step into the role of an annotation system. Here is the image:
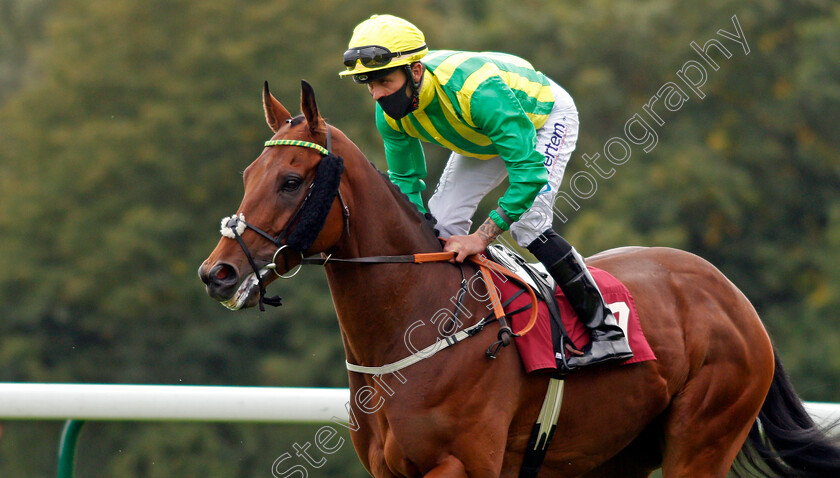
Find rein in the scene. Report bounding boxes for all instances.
[297,250,540,335]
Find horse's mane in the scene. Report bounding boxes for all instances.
[364,158,441,242]
[297,116,440,245]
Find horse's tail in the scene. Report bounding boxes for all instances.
[734,346,840,477]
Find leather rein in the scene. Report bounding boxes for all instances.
[219,124,540,372]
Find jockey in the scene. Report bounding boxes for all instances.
[340,14,632,368]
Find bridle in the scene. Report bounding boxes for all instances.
[219,124,349,311]
[215,123,540,360]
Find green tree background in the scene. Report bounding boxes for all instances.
[1,0,838,476]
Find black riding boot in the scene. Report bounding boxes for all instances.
[527,230,633,368]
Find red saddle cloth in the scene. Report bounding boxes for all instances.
[494,267,656,373]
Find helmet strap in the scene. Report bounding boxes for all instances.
[404,63,422,112]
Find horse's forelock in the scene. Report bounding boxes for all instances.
[293,114,330,142]
[278,119,440,243]
[264,115,327,151]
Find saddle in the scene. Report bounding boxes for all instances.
[484,244,576,377]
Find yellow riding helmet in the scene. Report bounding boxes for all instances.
[339,14,428,78]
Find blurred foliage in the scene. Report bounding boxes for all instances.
[0,0,838,476]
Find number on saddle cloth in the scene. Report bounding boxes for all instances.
[484,244,575,377]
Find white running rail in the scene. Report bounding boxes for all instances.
[0,384,837,429]
[0,383,351,422]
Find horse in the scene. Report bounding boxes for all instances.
[198,80,840,477]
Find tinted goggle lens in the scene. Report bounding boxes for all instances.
[343,46,394,69]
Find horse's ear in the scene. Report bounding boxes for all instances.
[300,80,325,134]
[263,81,291,133]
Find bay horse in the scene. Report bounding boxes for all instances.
[199,81,840,477]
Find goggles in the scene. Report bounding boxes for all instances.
[343,44,427,69]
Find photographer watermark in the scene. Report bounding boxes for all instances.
[552,14,750,225]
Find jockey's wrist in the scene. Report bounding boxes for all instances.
[489,208,512,231]
[476,217,504,246]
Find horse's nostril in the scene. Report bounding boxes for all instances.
[210,264,238,286]
[201,263,240,300]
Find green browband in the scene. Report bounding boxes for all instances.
[264,139,329,156]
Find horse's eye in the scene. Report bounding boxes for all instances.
[281,177,303,192]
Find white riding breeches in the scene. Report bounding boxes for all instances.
[428,80,579,247]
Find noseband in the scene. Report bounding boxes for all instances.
[219,125,349,311]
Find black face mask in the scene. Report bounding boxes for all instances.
[377,78,416,120]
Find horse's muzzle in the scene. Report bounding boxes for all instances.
[198,262,240,302]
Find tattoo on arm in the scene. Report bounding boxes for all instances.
[476,217,504,245]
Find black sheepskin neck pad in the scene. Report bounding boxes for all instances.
[285,154,345,252]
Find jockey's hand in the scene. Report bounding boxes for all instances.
[445,233,489,263]
[445,217,505,263]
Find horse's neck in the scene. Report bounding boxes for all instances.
[324,159,462,367]
[330,160,441,259]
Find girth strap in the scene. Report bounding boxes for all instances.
[519,377,566,478]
